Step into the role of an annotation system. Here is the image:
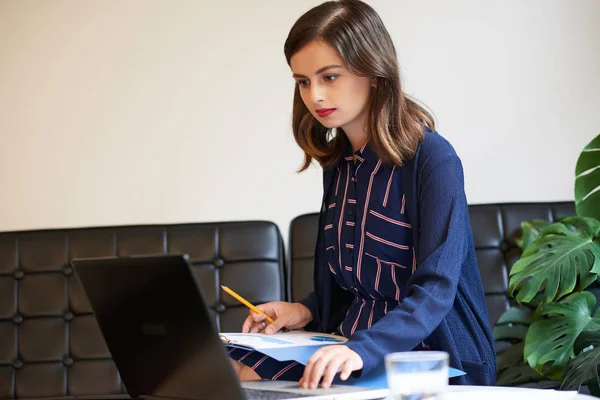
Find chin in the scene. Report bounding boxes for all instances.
[319,121,338,129]
[314,116,340,130]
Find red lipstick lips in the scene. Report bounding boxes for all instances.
[316,108,336,118]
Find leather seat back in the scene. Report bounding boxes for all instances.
[0,221,284,399]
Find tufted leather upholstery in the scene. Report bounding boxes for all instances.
[289,202,576,327]
[0,203,582,399]
[0,221,284,399]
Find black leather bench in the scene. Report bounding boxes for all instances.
[0,202,580,398]
[0,221,285,399]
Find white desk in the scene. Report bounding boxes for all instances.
[440,386,595,400]
[244,380,595,399]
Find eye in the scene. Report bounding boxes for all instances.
[296,79,309,87]
[324,75,338,82]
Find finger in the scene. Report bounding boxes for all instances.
[249,322,264,333]
[301,348,325,388]
[321,357,345,389]
[241,315,254,333]
[264,318,285,334]
[251,310,267,323]
[308,350,336,389]
[258,321,267,333]
[340,360,353,381]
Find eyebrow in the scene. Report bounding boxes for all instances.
[292,64,342,79]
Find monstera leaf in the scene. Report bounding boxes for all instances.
[516,219,552,250]
[493,306,543,386]
[509,217,600,305]
[561,329,600,396]
[496,344,545,386]
[494,305,534,342]
[575,134,600,221]
[524,292,600,380]
[496,307,532,324]
[561,346,600,396]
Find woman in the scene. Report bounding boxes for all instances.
[230,0,496,389]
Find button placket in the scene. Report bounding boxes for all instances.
[345,170,360,291]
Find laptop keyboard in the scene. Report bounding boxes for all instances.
[242,387,314,399]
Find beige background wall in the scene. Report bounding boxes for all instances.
[1,0,599,240]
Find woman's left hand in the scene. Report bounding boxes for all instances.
[299,345,363,389]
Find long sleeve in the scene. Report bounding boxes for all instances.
[299,290,319,331]
[345,154,470,376]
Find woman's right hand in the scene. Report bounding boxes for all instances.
[242,302,312,334]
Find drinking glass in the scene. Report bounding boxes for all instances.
[384,351,449,400]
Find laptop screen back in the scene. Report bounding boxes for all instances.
[72,254,244,400]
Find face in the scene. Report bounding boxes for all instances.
[290,40,372,132]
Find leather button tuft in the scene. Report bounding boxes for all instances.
[213,258,225,268]
[215,304,226,313]
[13,270,24,280]
[500,240,510,252]
[12,315,23,325]
[63,266,74,276]
[64,312,74,322]
[12,359,23,369]
[63,357,74,367]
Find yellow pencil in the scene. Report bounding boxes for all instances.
[220,285,275,324]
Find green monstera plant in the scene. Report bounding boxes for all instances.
[494,134,600,395]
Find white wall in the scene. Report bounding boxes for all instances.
[1,0,599,240]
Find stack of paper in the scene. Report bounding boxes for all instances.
[221,331,465,389]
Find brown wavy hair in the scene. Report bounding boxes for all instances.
[284,0,435,171]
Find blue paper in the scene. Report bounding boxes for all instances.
[257,344,337,364]
[227,344,465,389]
[334,364,465,389]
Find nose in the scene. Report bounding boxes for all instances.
[309,82,325,105]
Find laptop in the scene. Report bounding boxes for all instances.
[71,254,388,400]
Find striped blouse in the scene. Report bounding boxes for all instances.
[324,141,428,349]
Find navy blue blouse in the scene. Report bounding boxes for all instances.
[302,129,496,386]
[232,129,496,386]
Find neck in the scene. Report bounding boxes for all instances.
[341,114,369,152]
